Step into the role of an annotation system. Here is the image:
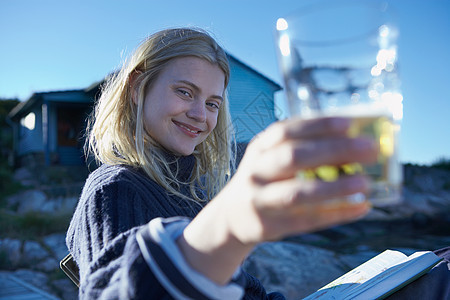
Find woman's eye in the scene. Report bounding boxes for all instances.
[207,102,220,109]
[178,89,192,98]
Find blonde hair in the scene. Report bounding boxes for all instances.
[87,28,235,202]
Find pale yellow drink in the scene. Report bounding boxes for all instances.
[298,107,402,206]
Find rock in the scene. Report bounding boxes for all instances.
[0,164,448,299]
[41,200,58,213]
[428,192,450,209]
[35,257,59,272]
[405,166,450,193]
[338,250,380,269]
[364,207,395,220]
[48,196,79,214]
[52,278,79,300]
[411,212,431,228]
[13,167,37,186]
[43,233,69,260]
[403,189,437,214]
[7,190,48,213]
[286,233,331,248]
[243,241,347,299]
[13,269,54,295]
[0,238,22,267]
[5,192,21,208]
[6,190,79,214]
[5,189,78,214]
[22,240,49,262]
[61,196,79,212]
[364,188,450,222]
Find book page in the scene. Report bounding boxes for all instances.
[348,251,441,299]
[304,250,407,299]
[304,250,441,300]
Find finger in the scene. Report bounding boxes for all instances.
[279,199,371,237]
[294,137,378,169]
[284,117,351,139]
[254,175,370,211]
[250,117,351,151]
[251,176,371,240]
[252,137,378,181]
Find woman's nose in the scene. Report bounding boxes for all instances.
[186,101,206,122]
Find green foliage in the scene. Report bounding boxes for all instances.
[0,98,19,126]
[48,267,68,281]
[0,98,22,199]
[0,163,24,205]
[0,249,9,269]
[0,98,19,154]
[0,210,72,240]
[403,162,421,167]
[443,182,450,191]
[431,157,450,171]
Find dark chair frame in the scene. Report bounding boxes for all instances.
[60,253,80,287]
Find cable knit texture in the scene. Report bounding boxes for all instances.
[66,155,285,299]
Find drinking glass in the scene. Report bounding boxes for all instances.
[275,0,403,206]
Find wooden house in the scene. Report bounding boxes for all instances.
[8,54,281,166]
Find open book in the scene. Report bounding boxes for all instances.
[304,249,442,300]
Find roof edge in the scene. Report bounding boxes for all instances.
[7,89,85,120]
[227,53,282,91]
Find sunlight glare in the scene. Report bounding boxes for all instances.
[371,65,382,76]
[379,25,390,38]
[276,18,288,31]
[297,86,310,100]
[21,112,35,130]
[279,33,291,56]
[381,92,403,121]
[350,93,360,103]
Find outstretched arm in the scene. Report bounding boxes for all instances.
[177,116,377,285]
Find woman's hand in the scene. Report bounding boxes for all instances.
[178,117,377,284]
[223,117,376,244]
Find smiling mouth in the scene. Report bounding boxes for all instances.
[179,124,200,133]
[173,121,202,135]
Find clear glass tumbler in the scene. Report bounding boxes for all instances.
[275,0,403,206]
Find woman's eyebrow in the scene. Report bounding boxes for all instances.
[175,80,224,102]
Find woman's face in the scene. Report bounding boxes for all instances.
[142,56,225,156]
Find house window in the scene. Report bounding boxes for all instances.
[21,112,35,130]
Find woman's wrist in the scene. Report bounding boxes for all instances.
[176,193,254,285]
[136,217,245,299]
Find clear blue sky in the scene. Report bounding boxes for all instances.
[1,0,449,165]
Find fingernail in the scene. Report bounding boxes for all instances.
[347,193,366,204]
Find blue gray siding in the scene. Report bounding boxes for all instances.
[228,57,280,142]
[17,107,44,156]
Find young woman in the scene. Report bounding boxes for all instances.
[66,27,449,299]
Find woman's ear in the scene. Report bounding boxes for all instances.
[129,70,143,105]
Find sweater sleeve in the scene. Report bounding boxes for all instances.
[76,217,247,299]
[66,165,284,299]
[136,217,246,299]
[65,166,171,299]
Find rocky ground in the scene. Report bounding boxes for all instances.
[243,212,450,299]
[1,164,449,299]
[243,165,450,299]
[0,233,78,300]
